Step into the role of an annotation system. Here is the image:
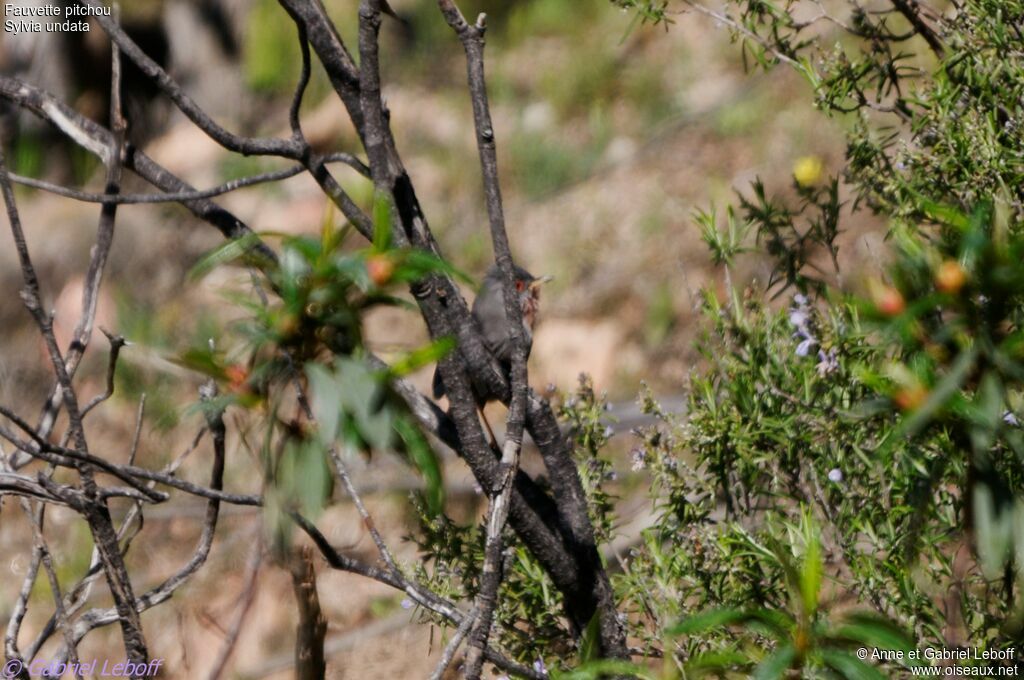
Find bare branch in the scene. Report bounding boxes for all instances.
[291,513,543,680]
[436,2,533,673]
[204,537,263,680]
[82,0,304,159]
[0,75,275,255]
[429,607,475,680]
[6,153,369,205]
[0,145,150,665]
[26,503,84,679]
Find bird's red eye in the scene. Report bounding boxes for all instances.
[515,280,524,292]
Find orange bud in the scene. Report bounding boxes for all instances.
[874,285,905,317]
[367,254,395,286]
[225,364,249,392]
[893,384,928,411]
[935,260,967,294]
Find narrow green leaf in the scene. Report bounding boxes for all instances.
[821,649,887,680]
[752,644,796,680]
[578,613,601,664]
[388,337,456,377]
[829,614,917,659]
[372,191,392,252]
[800,510,823,618]
[305,363,341,444]
[974,482,1013,579]
[889,346,978,444]
[667,608,750,636]
[188,233,266,280]
[394,417,444,516]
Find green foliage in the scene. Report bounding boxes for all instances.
[604,269,1024,673]
[857,201,1024,582]
[186,212,455,547]
[610,0,671,27]
[409,377,621,668]
[588,3,1024,675]
[411,503,572,664]
[669,512,919,678]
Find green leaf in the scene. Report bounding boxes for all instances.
[578,612,602,664]
[667,608,750,636]
[335,358,393,451]
[829,613,917,660]
[974,482,1013,579]
[372,191,392,252]
[821,649,887,680]
[687,648,751,671]
[172,348,227,381]
[752,643,796,680]
[388,337,456,377]
[188,233,267,280]
[305,363,341,444]
[277,439,333,519]
[919,199,970,231]
[393,250,473,285]
[394,417,444,516]
[799,509,823,619]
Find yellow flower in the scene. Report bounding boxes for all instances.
[793,155,824,187]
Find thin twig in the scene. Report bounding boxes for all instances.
[205,536,264,680]
[7,153,369,205]
[429,607,476,680]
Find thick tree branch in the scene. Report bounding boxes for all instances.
[436,2,531,674]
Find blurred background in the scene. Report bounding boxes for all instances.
[0,0,885,676]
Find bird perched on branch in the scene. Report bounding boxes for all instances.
[432,264,550,404]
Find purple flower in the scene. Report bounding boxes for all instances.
[533,658,548,676]
[400,598,414,610]
[789,294,819,358]
[630,448,647,471]
[1004,411,1020,427]
[789,309,810,328]
[827,468,843,483]
[816,347,839,376]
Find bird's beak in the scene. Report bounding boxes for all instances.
[529,275,553,291]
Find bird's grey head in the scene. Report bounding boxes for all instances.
[481,264,549,327]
